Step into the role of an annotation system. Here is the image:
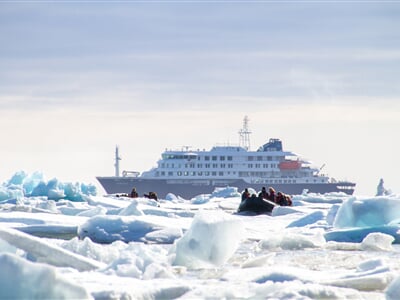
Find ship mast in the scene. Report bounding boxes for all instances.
[114,145,121,177]
[238,116,251,150]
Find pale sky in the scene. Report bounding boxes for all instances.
[0,1,399,195]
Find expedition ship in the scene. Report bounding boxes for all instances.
[97,117,355,199]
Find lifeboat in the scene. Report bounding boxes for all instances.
[279,160,301,170]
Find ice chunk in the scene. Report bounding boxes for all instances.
[0,253,90,299]
[326,204,341,225]
[386,274,400,300]
[286,211,325,228]
[333,196,400,228]
[118,200,144,216]
[325,257,394,291]
[7,170,28,186]
[357,258,386,272]
[165,193,178,201]
[190,194,210,204]
[145,228,183,244]
[271,206,299,216]
[173,211,244,268]
[22,171,44,195]
[143,262,175,279]
[324,225,400,244]
[0,185,24,201]
[77,205,107,217]
[0,226,104,271]
[77,215,182,244]
[360,232,394,251]
[258,232,325,250]
[211,186,240,198]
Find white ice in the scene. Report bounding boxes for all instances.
[1,171,400,299]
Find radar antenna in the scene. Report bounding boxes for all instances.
[239,116,251,150]
[115,145,122,177]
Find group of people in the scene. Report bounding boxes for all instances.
[242,186,292,206]
[117,187,159,202]
[126,186,292,207]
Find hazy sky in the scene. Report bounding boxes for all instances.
[1,2,399,195]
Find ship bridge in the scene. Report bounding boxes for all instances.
[257,138,283,152]
[162,152,198,160]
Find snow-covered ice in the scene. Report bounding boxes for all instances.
[1,171,400,299]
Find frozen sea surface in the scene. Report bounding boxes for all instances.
[1,172,400,299]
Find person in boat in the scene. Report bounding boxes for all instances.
[241,188,251,202]
[267,187,276,202]
[130,187,139,198]
[144,191,158,201]
[275,191,293,206]
[275,192,287,206]
[258,186,269,200]
[285,194,293,206]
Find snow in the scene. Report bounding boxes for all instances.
[1,171,400,299]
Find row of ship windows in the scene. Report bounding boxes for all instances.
[155,171,311,183]
[163,155,277,162]
[155,172,323,183]
[201,156,275,161]
[157,171,236,177]
[160,163,278,169]
[257,179,323,183]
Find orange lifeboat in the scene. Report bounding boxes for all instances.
[279,160,301,170]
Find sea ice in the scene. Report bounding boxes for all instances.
[1,174,400,299]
